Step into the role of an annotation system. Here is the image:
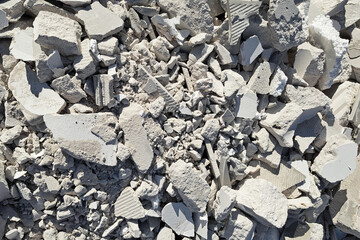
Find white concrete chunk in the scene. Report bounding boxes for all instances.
[344,0,360,28]
[222,209,256,240]
[10,27,41,61]
[43,113,118,166]
[236,178,288,228]
[168,160,210,212]
[114,187,145,219]
[290,160,311,193]
[187,44,215,66]
[156,226,175,240]
[213,186,236,222]
[214,41,234,66]
[161,202,194,237]
[76,2,124,41]
[0,125,22,144]
[247,62,276,94]
[194,211,208,239]
[8,61,66,116]
[235,90,258,119]
[33,11,82,56]
[240,35,263,66]
[201,119,220,142]
[311,134,357,183]
[74,39,97,80]
[348,28,360,59]
[0,162,11,202]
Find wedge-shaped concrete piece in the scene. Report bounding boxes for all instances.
[222,209,256,240]
[309,14,349,90]
[311,134,357,183]
[10,27,41,61]
[51,75,87,104]
[168,160,210,212]
[247,62,275,94]
[114,187,145,219]
[43,113,118,166]
[344,0,360,28]
[161,202,194,237]
[8,62,65,116]
[33,11,81,56]
[240,35,263,66]
[76,1,124,41]
[119,104,153,173]
[213,186,236,221]
[236,178,288,228]
[0,9,8,30]
[187,44,215,66]
[0,0,25,22]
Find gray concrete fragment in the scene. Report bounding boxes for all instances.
[10,27,41,61]
[156,226,175,240]
[8,61,66,116]
[240,35,263,66]
[93,74,114,107]
[73,39,97,80]
[235,90,258,119]
[98,37,119,56]
[344,0,360,28]
[236,178,288,228]
[269,66,287,97]
[76,1,124,41]
[157,0,213,35]
[222,209,256,240]
[0,125,22,144]
[201,119,220,142]
[311,134,357,183]
[247,62,276,94]
[58,0,91,7]
[114,187,145,219]
[213,186,236,221]
[350,56,360,82]
[0,0,25,22]
[214,41,235,66]
[348,28,360,59]
[43,113,118,166]
[51,75,87,104]
[168,160,210,212]
[194,211,208,239]
[0,161,11,202]
[294,42,325,87]
[33,11,81,56]
[161,202,194,237]
[119,104,153,173]
[36,50,65,83]
[187,44,215,66]
[283,222,324,240]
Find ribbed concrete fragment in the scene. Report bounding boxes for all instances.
[168,160,210,212]
[119,103,153,173]
[114,187,145,219]
[76,1,124,41]
[8,61,65,116]
[93,74,114,107]
[161,202,194,237]
[44,113,118,166]
[33,11,82,56]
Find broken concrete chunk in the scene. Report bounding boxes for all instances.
[114,187,145,219]
[8,61,66,116]
[348,28,360,59]
[119,104,153,173]
[309,14,349,90]
[187,44,215,66]
[33,11,81,56]
[74,39,97,80]
[0,162,11,202]
[236,178,288,228]
[344,0,360,28]
[268,0,307,51]
[290,160,311,193]
[0,125,22,144]
[0,10,7,30]
[51,75,87,104]
[350,56,360,82]
[283,222,324,240]
[44,176,61,194]
[194,211,208,239]
[148,97,165,118]
[214,41,235,66]
[311,134,357,183]
[294,42,325,87]
[157,0,213,35]
[156,226,175,240]
[240,35,263,66]
[222,209,256,240]
[10,27,41,61]
[201,119,220,142]
[161,202,194,237]
[58,0,91,7]
[0,0,25,22]
[98,37,119,56]
[36,50,65,83]
[76,2,124,41]
[150,37,173,62]
[269,66,287,97]
[168,160,210,212]
[213,186,236,222]
[247,62,275,94]
[235,90,258,119]
[294,114,323,153]
[43,113,118,166]
[93,74,114,107]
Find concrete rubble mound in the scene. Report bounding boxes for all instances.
[0,0,359,239]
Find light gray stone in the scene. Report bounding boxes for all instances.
[222,209,256,240]
[213,186,236,221]
[0,125,22,144]
[161,202,194,237]
[240,35,263,66]
[201,119,220,142]
[51,75,87,103]
[247,62,276,94]
[235,90,258,119]
[58,0,91,7]
[73,39,97,80]
[0,161,11,202]
[0,9,8,30]
[0,0,25,22]
[10,27,41,61]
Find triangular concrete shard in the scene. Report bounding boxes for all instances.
[114,187,145,219]
[43,113,118,166]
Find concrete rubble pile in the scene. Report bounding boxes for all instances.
[0,0,360,239]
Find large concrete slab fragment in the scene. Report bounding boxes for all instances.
[161,202,194,237]
[43,113,118,166]
[8,61,65,116]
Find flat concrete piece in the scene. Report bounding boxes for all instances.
[161,202,194,237]
[43,113,118,166]
[10,27,41,61]
[222,209,256,240]
[240,35,263,66]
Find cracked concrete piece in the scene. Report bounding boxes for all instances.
[268,0,307,51]
[157,0,213,35]
[36,50,65,83]
[168,160,210,212]
[73,39,97,80]
[161,202,194,237]
[240,35,263,66]
[201,119,220,142]
[43,113,118,166]
[344,0,360,28]
[119,103,153,173]
[222,209,256,240]
[294,114,323,153]
[33,11,81,56]
[213,186,236,222]
[236,178,288,228]
[93,74,114,107]
[294,42,325,87]
[0,162,11,202]
[51,75,87,104]
[330,156,360,238]
[235,90,258,119]
[247,62,276,94]
[309,14,349,90]
[10,27,41,61]
[76,1,124,41]
[311,134,357,183]
[8,61,66,116]
[114,187,145,219]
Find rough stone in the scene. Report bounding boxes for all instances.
[187,44,215,66]
[0,0,25,22]
[168,160,210,212]
[213,186,236,222]
[247,62,276,94]
[348,28,360,59]
[0,161,11,202]
[222,209,256,240]
[33,11,82,56]
[76,1,124,41]
[8,61,66,116]
[51,75,87,104]
[240,35,263,66]
[10,27,41,61]
[235,90,258,119]
[93,74,114,107]
[344,0,360,28]
[269,66,288,97]
[236,178,288,228]
[161,202,194,237]
[0,125,22,144]
[201,119,220,142]
[73,39,97,80]
[43,113,118,166]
